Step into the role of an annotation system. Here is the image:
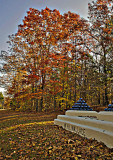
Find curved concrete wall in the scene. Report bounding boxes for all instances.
[54,110,113,148]
[66,110,113,122]
[66,111,98,118]
[97,111,113,122]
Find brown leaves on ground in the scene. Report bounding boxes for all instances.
[0,111,113,159]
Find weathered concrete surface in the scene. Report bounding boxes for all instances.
[66,110,98,117]
[54,111,113,148]
[97,111,113,122]
[57,115,113,132]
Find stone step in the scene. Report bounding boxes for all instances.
[54,118,113,148]
[66,110,98,118]
[97,111,113,122]
[57,115,113,133]
[66,110,113,122]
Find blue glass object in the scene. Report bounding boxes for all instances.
[70,98,93,111]
[104,101,113,111]
[108,104,112,108]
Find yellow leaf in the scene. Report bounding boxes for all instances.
[77,155,82,158]
[32,142,35,146]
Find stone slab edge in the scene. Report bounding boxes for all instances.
[54,119,113,148]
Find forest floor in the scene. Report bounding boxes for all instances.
[0,110,113,160]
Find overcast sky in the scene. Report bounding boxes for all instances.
[0,0,95,93]
[0,0,95,52]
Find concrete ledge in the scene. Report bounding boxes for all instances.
[97,111,113,122]
[57,115,113,132]
[66,110,113,122]
[54,119,113,148]
[66,110,98,117]
[54,110,113,148]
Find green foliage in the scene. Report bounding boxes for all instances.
[0,92,4,102]
[0,92,4,109]
[10,99,17,110]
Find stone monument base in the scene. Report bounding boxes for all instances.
[54,111,113,148]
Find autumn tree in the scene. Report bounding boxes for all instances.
[5,8,81,111]
[2,1,112,111]
[87,0,113,105]
[0,92,4,109]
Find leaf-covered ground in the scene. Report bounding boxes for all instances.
[0,110,113,160]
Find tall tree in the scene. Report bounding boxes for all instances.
[0,92,4,109]
[5,8,83,111]
[87,0,113,105]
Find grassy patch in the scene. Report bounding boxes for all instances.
[0,111,113,159]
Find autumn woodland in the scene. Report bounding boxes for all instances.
[0,0,113,112]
